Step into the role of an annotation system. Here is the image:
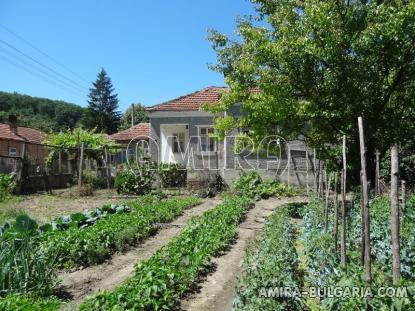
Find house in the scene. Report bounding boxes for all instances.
[108,122,150,163]
[145,86,314,187]
[0,115,48,173]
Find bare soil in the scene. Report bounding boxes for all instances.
[180,196,309,311]
[1,188,132,224]
[59,198,222,310]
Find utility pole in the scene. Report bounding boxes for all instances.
[131,103,135,127]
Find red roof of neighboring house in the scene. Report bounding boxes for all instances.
[109,123,150,142]
[146,86,228,112]
[0,123,45,143]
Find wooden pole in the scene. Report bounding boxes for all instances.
[360,170,365,266]
[375,150,380,194]
[78,143,84,188]
[313,149,317,194]
[287,146,291,187]
[391,144,400,285]
[306,150,309,195]
[401,180,406,211]
[324,171,330,233]
[341,135,347,266]
[58,150,62,174]
[317,160,323,200]
[104,147,111,190]
[333,171,339,253]
[358,116,372,285]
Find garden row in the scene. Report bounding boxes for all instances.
[300,197,415,310]
[0,196,202,310]
[233,204,304,310]
[232,195,415,311]
[80,195,252,310]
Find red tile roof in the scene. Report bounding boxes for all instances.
[109,123,150,142]
[146,86,229,112]
[0,123,45,143]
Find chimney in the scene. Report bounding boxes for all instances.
[8,115,17,135]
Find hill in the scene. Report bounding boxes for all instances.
[0,91,86,132]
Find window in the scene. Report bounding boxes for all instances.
[172,133,185,153]
[9,147,17,157]
[199,127,216,152]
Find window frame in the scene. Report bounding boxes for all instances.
[198,126,217,152]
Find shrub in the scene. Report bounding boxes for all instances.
[78,184,93,196]
[82,171,107,189]
[0,173,16,202]
[196,174,228,198]
[158,162,187,188]
[114,165,155,195]
[232,171,298,199]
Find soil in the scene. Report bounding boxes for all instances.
[180,196,309,311]
[58,197,222,310]
[1,188,134,224]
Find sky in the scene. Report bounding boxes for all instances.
[0,0,256,111]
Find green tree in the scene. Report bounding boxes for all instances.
[0,91,84,132]
[209,0,415,184]
[119,103,148,131]
[83,68,121,134]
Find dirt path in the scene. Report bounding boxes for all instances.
[180,196,309,311]
[59,198,222,309]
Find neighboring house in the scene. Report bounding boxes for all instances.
[145,86,314,186]
[0,115,47,173]
[108,122,150,163]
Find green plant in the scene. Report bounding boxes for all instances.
[82,171,107,189]
[234,209,304,310]
[80,195,251,310]
[0,215,58,297]
[0,173,16,202]
[114,165,155,195]
[232,171,298,199]
[0,294,60,311]
[158,162,187,188]
[38,197,201,268]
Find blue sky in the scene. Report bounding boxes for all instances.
[0,1,255,111]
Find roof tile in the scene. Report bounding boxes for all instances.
[146,86,228,112]
[109,123,150,141]
[0,123,45,143]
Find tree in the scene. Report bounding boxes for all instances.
[0,91,84,132]
[83,68,121,134]
[118,103,148,131]
[208,0,415,184]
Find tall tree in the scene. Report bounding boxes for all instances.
[119,103,148,131]
[208,0,415,184]
[84,68,121,134]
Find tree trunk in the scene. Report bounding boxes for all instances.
[313,149,318,194]
[391,144,400,286]
[333,172,339,254]
[358,116,372,285]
